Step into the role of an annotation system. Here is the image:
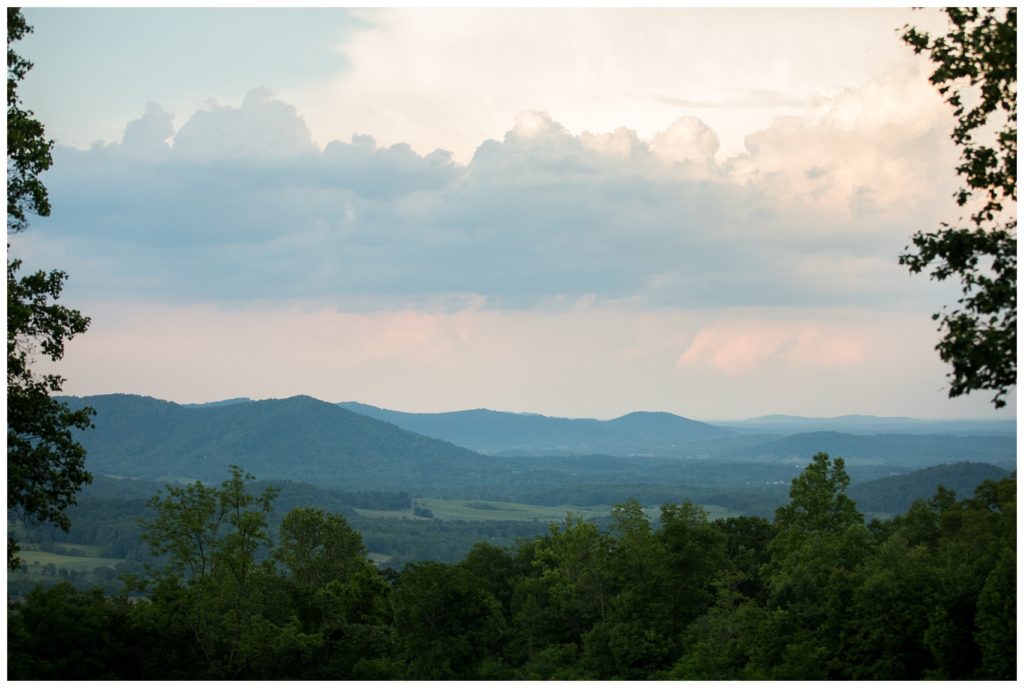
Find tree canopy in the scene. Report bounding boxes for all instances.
[900,7,1017,408]
[6,459,1017,680]
[7,7,94,568]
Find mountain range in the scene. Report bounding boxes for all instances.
[59,395,1015,499]
[718,414,1016,436]
[61,394,489,489]
[337,401,733,456]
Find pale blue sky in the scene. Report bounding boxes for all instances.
[20,8,362,148]
[10,7,1015,419]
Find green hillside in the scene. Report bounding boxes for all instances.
[62,394,495,489]
[849,461,1012,515]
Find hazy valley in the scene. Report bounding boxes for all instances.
[13,392,1014,574]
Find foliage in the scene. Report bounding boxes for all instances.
[7,7,51,231]
[848,460,1009,515]
[393,561,506,679]
[7,583,133,679]
[7,461,1017,680]
[274,506,365,590]
[773,452,862,535]
[136,467,300,678]
[900,7,1017,408]
[7,8,94,570]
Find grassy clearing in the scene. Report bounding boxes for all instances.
[16,548,126,572]
[419,498,612,522]
[699,504,746,520]
[353,498,610,522]
[354,498,743,523]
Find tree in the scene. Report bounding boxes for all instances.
[900,8,1016,409]
[393,561,506,679]
[773,452,862,535]
[137,467,317,679]
[7,7,94,568]
[759,454,870,679]
[274,506,366,591]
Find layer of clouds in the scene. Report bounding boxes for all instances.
[14,73,961,314]
[12,8,1010,419]
[282,8,952,162]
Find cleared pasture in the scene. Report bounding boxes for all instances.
[353,498,741,523]
[16,548,126,572]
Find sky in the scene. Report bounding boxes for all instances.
[10,7,1017,420]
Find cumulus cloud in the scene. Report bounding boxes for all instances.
[725,65,956,218]
[16,84,961,316]
[650,116,719,167]
[321,135,457,199]
[172,88,317,158]
[120,102,175,158]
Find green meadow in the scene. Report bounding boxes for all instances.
[354,498,742,523]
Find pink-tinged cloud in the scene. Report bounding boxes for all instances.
[675,322,867,376]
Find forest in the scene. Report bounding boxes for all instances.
[7,454,1016,680]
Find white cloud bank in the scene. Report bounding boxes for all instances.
[18,66,959,313]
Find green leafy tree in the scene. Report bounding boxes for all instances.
[583,500,726,679]
[270,506,399,679]
[7,7,93,568]
[844,533,939,679]
[900,7,1017,408]
[973,545,1016,679]
[7,583,133,679]
[138,467,320,679]
[670,515,773,680]
[274,506,366,591]
[581,500,666,679]
[393,561,506,679]
[758,453,870,679]
[460,540,520,616]
[509,513,612,675]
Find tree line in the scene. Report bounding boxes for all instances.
[8,454,1015,680]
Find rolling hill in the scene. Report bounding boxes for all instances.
[848,462,1012,515]
[336,402,734,455]
[61,394,497,489]
[57,395,1015,503]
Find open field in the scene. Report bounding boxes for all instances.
[353,498,610,522]
[419,498,611,522]
[354,498,744,523]
[15,548,127,572]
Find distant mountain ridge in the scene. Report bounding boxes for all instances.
[181,397,253,408]
[719,414,1016,436]
[55,395,1015,503]
[337,402,734,456]
[335,402,1015,461]
[59,394,493,489]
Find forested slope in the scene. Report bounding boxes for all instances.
[61,394,494,488]
[338,402,733,455]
